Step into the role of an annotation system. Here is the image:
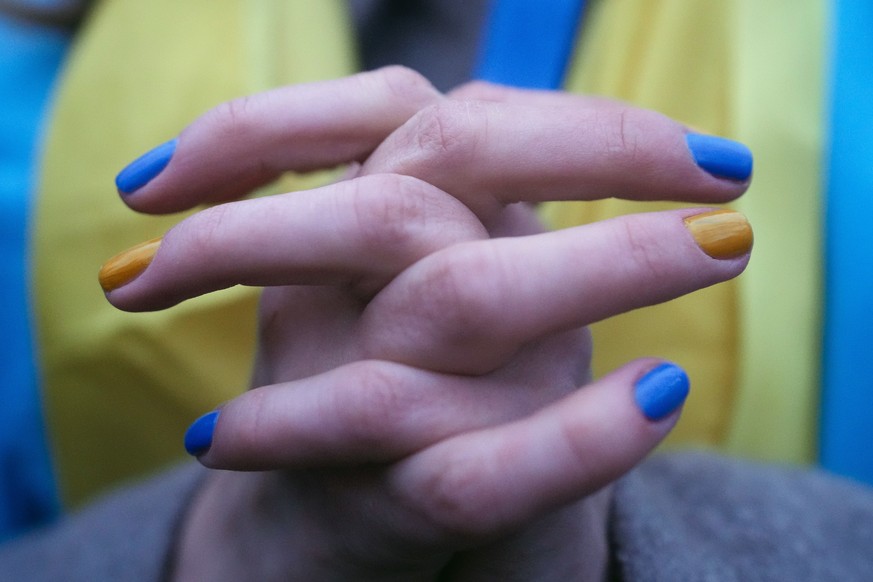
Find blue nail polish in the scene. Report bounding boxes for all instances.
[686,133,753,181]
[634,363,690,421]
[115,138,178,194]
[184,410,219,456]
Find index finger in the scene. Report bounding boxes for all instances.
[359,98,752,221]
[114,66,443,214]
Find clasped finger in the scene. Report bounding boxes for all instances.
[99,174,487,311]
[115,66,443,214]
[359,208,752,374]
[360,97,752,223]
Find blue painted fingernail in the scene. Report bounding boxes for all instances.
[184,410,219,456]
[115,138,178,194]
[634,363,690,421]
[686,133,753,181]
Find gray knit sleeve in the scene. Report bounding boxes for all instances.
[611,452,873,582]
[0,464,204,582]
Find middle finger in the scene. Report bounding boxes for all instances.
[360,99,752,222]
[359,208,752,374]
[99,174,487,311]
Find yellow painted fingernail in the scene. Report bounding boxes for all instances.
[684,210,753,259]
[98,237,162,292]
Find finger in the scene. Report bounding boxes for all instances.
[448,79,623,111]
[359,98,752,221]
[189,354,577,471]
[99,174,486,311]
[114,66,442,214]
[388,359,687,541]
[360,208,752,374]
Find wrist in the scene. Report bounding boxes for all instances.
[171,471,305,581]
[170,469,449,581]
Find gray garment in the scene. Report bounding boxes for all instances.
[1,454,872,581]
[0,465,203,582]
[610,453,873,581]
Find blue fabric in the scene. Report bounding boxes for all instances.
[474,0,587,89]
[821,0,873,485]
[0,14,70,539]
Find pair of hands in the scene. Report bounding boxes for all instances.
[101,67,752,580]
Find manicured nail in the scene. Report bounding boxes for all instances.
[685,133,753,181]
[115,138,178,194]
[684,210,753,259]
[98,237,162,292]
[184,410,220,456]
[634,363,690,421]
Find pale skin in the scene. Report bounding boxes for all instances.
[102,67,752,580]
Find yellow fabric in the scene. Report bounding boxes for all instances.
[33,0,355,506]
[542,0,824,462]
[727,1,824,462]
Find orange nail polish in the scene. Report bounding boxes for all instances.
[98,237,162,292]
[684,210,753,259]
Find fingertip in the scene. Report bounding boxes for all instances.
[98,237,162,293]
[683,209,754,260]
[185,410,220,457]
[632,362,690,422]
[115,138,178,195]
[685,133,753,182]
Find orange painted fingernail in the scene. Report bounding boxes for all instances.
[98,237,162,292]
[684,210,753,259]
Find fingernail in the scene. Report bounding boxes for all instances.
[684,210,753,259]
[98,237,162,292]
[185,410,220,456]
[115,138,178,194]
[685,133,753,181]
[634,363,690,421]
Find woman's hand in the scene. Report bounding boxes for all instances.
[100,67,752,580]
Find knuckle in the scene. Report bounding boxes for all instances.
[619,215,667,282]
[198,96,275,181]
[593,105,676,175]
[349,174,485,252]
[374,65,440,108]
[227,387,273,460]
[412,244,502,339]
[413,451,499,537]
[180,203,235,256]
[555,400,639,488]
[556,412,603,478]
[594,106,644,162]
[208,95,256,140]
[349,175,434,249]
[338,361,419,445]
[448,80,503,101]
[407,102,480,167]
